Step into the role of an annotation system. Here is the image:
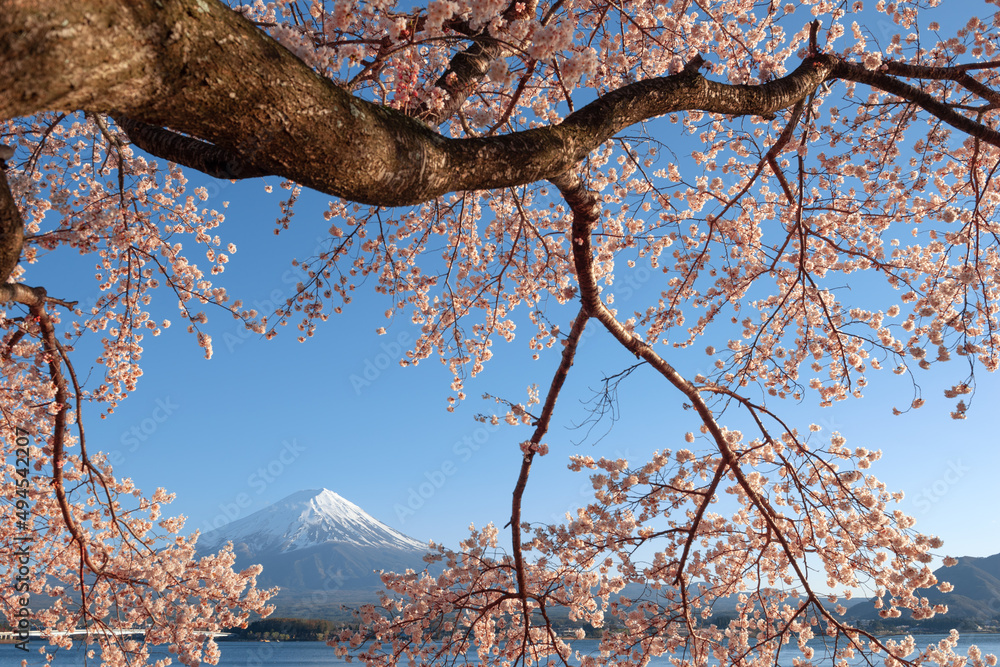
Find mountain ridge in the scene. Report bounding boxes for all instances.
[195,488,432,619]
[197,488,427,554]
[845,553,1000,627]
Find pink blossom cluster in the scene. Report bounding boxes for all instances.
[9,2,1000,667]
[527,20,575,62]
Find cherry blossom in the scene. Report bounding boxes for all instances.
[4,1,1000,666]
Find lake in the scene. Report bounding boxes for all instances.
[3,634,1000,666]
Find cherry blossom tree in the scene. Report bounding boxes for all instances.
[3,0,1000,666]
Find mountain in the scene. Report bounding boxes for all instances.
[196,489,432,619]
[846,553,1000,627]
[197,489,1000,629]
[197,488,427,555]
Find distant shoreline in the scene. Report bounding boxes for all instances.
[6,629,1000,646]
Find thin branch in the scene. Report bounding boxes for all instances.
[765,98,805,204]
[832,59,1000,148]
[509,306,588,607]
[31,302,102,598]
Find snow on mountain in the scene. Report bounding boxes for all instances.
[198,488,427,554]
[194,489,433,617]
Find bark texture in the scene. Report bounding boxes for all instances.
[4,0,997,209]
[1,0,838,207]
[0,169,24,285]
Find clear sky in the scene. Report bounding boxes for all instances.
[26,0,1000,575]
[33,163,1000,574]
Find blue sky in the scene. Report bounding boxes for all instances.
[34,165,1000,571]
[22,0,1000,581]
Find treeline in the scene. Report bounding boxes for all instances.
[853,616,1000,633]
[545,617,607,638]
[709,614,1000,635]
[225,615,609,642]
[225,617,343,641]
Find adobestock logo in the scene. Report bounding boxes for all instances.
[201,438,307,533]
[912,459,969,513]
[107,396,180,467]
[394,421,500,523]
[348,331,413,395]
[120,397,180,450]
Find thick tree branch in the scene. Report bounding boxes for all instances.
[0,284,77,309]
[0,283,45,305]
[9,0,997,215]
[113,117,269,180]
[0,158,78,308]
[0,0,838,207]
[0,152,24,284]
[879,59,1000,108]
[419,35,511,127]
[509,306,588,603]
[418,0,538,126]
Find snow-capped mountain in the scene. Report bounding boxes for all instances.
[197,488,427,554]
[195,489,432,618]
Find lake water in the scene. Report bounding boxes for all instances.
[3,635,1000,666]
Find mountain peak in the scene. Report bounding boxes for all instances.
[198,488,427,554]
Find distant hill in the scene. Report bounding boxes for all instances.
[845,553,1000,627]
